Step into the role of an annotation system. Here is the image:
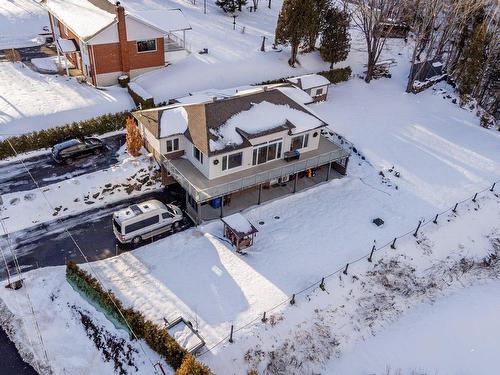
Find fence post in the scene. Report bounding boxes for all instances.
[472,193,478,202]
[319,277,325,291]
[368,245,375,262]
[491,182,496,192]
[229,325,234,343]
[390,237,397,249]
[433,214,438,224]
[261,311,267,323]
[413,220,422,237]
[343,263,349,275]
[452,203,458,213]
[290,294,296,305]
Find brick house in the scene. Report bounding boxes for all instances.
[42,0,191,86]
[133,86,351,223]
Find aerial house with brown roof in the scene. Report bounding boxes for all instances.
[41,0,191,87]
[133,86,351,223]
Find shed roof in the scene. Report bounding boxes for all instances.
[288,74,331,90]
[221,213,258,237]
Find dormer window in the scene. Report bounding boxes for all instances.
[166,138,179,153]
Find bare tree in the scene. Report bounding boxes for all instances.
[405,0,444,92]
[346,0,400,83]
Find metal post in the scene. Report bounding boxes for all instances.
[268,0,271,8]
[293,173,298,193]
[343,263,349,275]
[204,0,207,14]
[319,277,325,290]
[229,325,234,343]
[261,311,267,323]
[258,184,262,205]
[491,182,496,192]
[433,214,438,224]
[326,162,331,181]
[368,245,375,262]
[232,15,237,30]
[154,362,166,375]
[391,237,397,249]
[472,193,478,202]
[220,197,223,218]
[452,203,458,213]
[260,36,266,52]
[413,220,422,237]
[290,294,295,305]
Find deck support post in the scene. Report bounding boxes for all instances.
[326,162,331,181]
[293,173,298,193]
[220,197,223,218]
[258,184,262,205]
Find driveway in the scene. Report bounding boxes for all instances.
[0,186,190,280]
[0,327,37,375]
[0,133,126,195]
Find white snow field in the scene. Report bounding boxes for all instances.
[0,62,134,136]
[325,280,500,375]
[0,0,48,49]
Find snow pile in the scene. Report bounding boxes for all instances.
[31,56,74,73]
[288,73,330,89]
[160,106,188,137]
[128,82,153,100]
[43,0,115,40]
[209,101,323,151]
[0,154,160,234]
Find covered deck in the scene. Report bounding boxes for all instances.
[164,136,350,222]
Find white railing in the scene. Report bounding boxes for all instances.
[164,146,350,203]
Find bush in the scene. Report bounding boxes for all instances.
[317,66,352,84]
[66,261,212,373]
[0,112,129,160]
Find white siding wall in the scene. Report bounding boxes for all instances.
[159,135,186,155]
[126,17,163,41]
[87,23,119,45]
[184,139,210,179]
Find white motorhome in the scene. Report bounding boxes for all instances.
[112,200,183,244]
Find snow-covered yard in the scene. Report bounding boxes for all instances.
[0,150,161,234]
[0,62,133,136]
[0,0,48,49]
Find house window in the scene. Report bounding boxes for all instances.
[222,152,243,171]
[166,138,179,153]
[316,88,324,96]
[290,134,309,151]
[137,39,157,53]
[193,145,203,164]
[252,139,283,166]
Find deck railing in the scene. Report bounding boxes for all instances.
[163,144,350,203]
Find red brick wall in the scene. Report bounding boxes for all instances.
[91,43,122,74]
[128,37,164,70]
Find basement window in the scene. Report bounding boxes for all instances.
[137,39,157,53]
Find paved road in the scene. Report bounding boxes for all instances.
[0,326,37,375]
[0,134,126,195]
[0,186,189,279]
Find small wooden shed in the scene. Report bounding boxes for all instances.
[221,213,258,251]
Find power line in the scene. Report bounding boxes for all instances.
[3,138,160,374]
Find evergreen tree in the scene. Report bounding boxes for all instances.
[456,21,488,99]
[320,7,351,69]
[304,0,329,52]
[275,0,315,66]
[215,0,247,13]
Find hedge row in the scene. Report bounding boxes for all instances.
[0,112,130,160]
[66,261,213,374]
[317,66,352,84]
[256,66,352,86]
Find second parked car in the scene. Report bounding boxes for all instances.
[51,137,106,164]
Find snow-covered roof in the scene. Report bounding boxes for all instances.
[288,74,331,90]
[277,86,314,105]
[56,37,78,53]
[43,0,116,41]
[128,82,153,100]
[131,9,192,32]
[221,213,257,236]
[209,101,323,152]
[160,107,188,138]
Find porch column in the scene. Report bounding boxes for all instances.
[65,54,69,76]
[183,30,186,49]
[220,197,224,218]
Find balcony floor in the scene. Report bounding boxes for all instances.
[166,137,346,201]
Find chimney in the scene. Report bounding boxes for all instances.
[115,2,130,74]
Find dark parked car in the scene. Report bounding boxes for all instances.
[51,137,106,163]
